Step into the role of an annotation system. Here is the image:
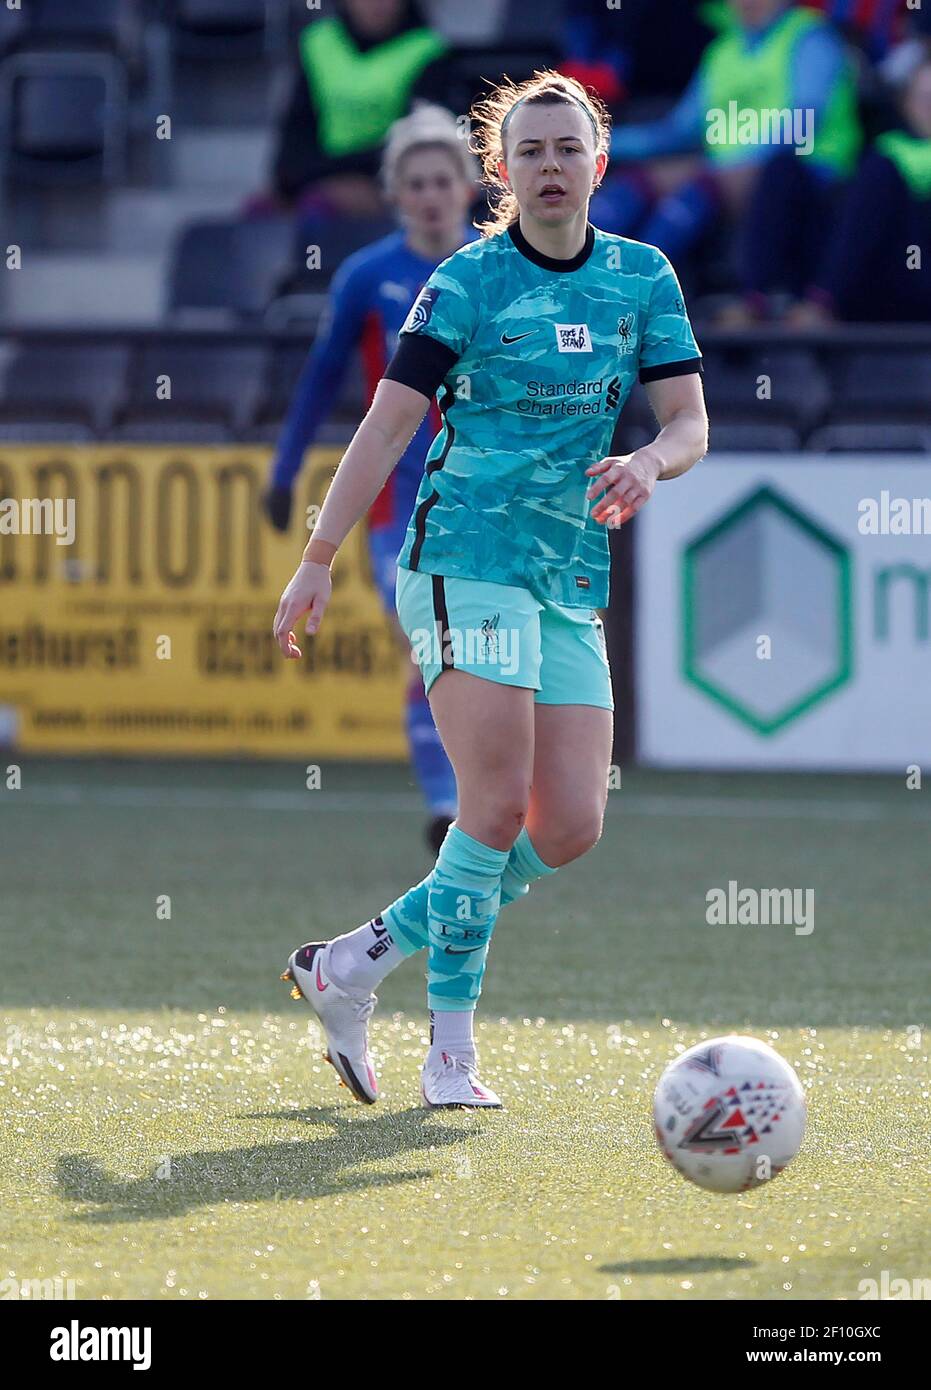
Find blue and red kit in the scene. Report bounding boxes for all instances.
[271,230,467,605]
[271,229,470,820]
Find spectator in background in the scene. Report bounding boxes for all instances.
[871,0,931,88]
[266,0,456,219]
[807,0,908,65]
[263,105,480,849]
[561,0,714,114]
[790,54,931,323]
[598,0,861,311]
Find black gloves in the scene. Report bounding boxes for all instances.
[263,484,293,532]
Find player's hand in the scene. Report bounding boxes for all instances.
[273,560,332,659]
[263,484,293,532]
[585,447,664,526]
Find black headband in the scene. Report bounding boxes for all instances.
[500,91,599,144]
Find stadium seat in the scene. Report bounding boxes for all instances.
[0,342,129,437]
[0,7,25,57]
[806,423,931,453]
[829,350,931,423]
[707,421,802,452]
[243,340,312,443]
[11,0,139,53]
[427,0,563,47]
[699,347,830,433]
[0,53,128,185]
[268,215,396,323]
[162,0,274,60]
[107,417,235,443]
[167,217,294,321]
[500,0,565,45]
[245,335,372,442]
[423,0,509,44]
[0,419,97,443]
[110,341,267,438]
[166,221,234,316]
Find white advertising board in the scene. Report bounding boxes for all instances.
[636,454,931,769]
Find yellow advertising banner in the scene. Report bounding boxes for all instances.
[0,446,407,757]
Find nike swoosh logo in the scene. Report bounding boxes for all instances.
[501,331,535,344]
[444,945,484,955]
[315,959,329,991]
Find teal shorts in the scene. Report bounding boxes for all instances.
[395,566,614,710]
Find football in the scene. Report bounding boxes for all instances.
[653,1035,806,1194]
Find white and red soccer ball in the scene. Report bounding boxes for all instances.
[653,1035,806,1193]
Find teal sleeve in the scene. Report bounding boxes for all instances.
[398,253,478,357]
[638,250,702,381]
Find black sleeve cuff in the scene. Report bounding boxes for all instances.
[639,356,704,385]
[383,333,460,399]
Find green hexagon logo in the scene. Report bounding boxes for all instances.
[682,486,853,735]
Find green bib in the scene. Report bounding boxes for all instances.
[875,130,931,199]
[698,1,738,34]
[299,19,447,159]
[701,6,859,174]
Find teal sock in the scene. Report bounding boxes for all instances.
[499,826,558,905]
[382,826,557,956]
[381,872,434,956]
[427,825,509,1013]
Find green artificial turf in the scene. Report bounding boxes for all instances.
[1,760,928,1299]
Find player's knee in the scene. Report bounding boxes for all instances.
[482,786,529,847]
[544,807,604,866]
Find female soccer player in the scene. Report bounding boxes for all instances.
[275,71,708,1109]
[264,104,479,851]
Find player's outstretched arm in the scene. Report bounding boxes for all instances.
[264,262,371,531]
[586,373,708,527]
[642,371,708,480]
[273,378,430,658]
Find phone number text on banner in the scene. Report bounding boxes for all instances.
[0,446,406,757]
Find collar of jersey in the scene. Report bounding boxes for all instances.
[507,220,595,272]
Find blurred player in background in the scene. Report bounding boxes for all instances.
[792,52,931,324]
[263,105,479,852]
[266,0,453,217]
[275,72,707,1110]
[604,0,861,323]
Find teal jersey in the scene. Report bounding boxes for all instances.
[394,222,702,609]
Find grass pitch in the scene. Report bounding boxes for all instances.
[1,760,929,1300]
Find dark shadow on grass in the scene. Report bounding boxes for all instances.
[600,1257,753,1275]
[55,1105,472,1224]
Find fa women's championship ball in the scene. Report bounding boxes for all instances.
[653,1035,806,1193]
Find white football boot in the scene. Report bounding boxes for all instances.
[421,1050,503,1109]
[281,941,378,1104]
